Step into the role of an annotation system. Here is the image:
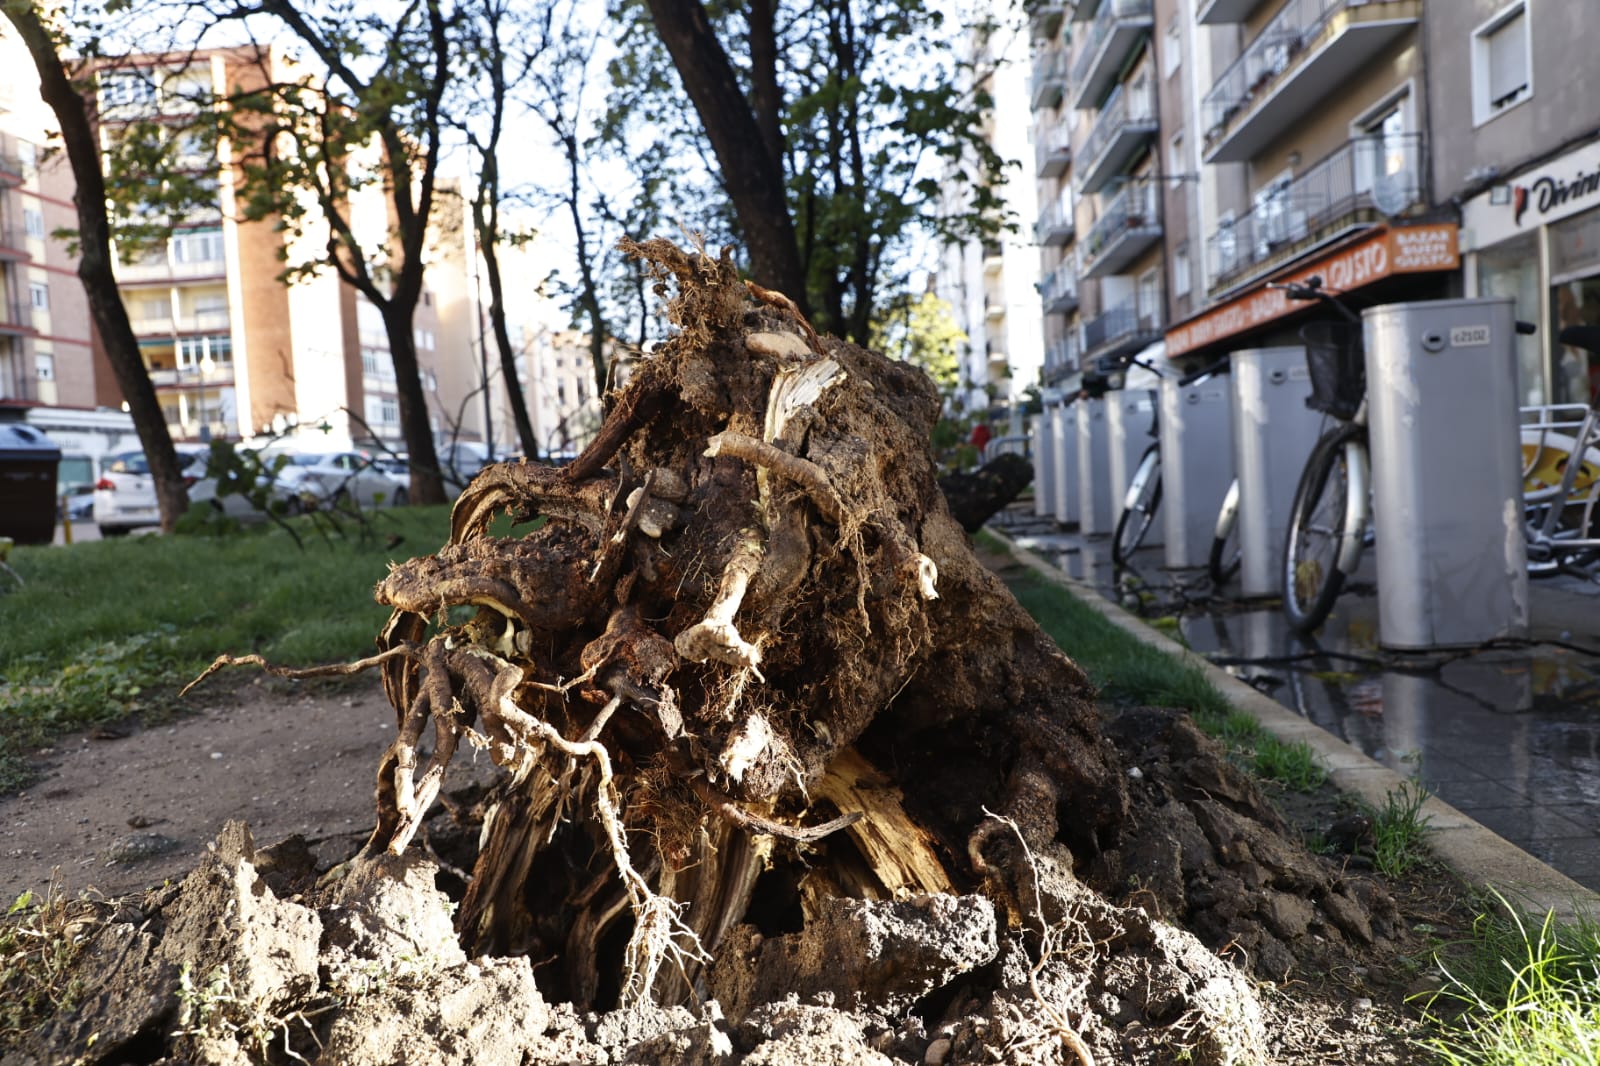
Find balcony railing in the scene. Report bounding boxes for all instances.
[114,255,227,283]
[0,300,33,335]
[1201,0,1419,162]
[1205,132,1424,291]
[1030,0,1069,38]
[1069,0,1154,111]
[148,361,236,387]
[1077,80,1158,194]
[1040,263,1080,314]
[133,309,233,336]
[1035,121,1072,178]
[1044,331,1083,380]
[1035,200,1076,247]
[1083,294,1164,359]
[1031,48,1068,111]
[1197,0,1266,23]
[1079,179,1161,278]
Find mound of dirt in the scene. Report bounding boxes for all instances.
[1,240,1465,1064]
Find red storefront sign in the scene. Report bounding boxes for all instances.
[1165,224,1460,357]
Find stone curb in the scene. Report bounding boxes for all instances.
[989,530,1600,924]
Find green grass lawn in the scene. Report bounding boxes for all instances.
[0,506,454,791]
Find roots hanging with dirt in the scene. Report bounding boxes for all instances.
[296,238,1125,1008]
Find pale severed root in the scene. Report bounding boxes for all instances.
[179,646,420,699]
[971,811,1099,1066]
[490,681,710,1007]
[705,432,846,525]
[745,281,824,357]
[674,528,765,676]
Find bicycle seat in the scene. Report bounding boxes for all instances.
[1559,325,1600,355]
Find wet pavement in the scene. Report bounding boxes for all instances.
[993,506,1600,895]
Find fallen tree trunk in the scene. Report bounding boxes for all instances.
[940,451,1036,532]
[362,240,1126,1006]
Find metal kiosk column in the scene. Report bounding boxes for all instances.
[1363,298,1528,649]
[1031,413,1055,519]
[1230,347,1325,598]
[1053,401,1079,527]
[1159,371,1234,569]
[1077,396,1113,535]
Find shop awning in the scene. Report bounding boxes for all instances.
[1165,223,1459,358]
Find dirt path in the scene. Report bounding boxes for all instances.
[0,676,423,903]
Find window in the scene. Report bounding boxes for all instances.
[381,397,398,425]
[1137,267,1161,328]
[1253,171,1294,258]
[1355,91,1417,210]
[172,228,224,264]
[99,71,157,113]
[1473,2,1530,125]
[16,141,35,171]
[23,208,42,239]
[177,334,232,368]
[1174,243,1191,298]
[142,297,172,321]
[1167,130,1184,190]
[34,352,53,381]
[1162,17,1180,78]
[28,282,47,310]
[414,328,436,351]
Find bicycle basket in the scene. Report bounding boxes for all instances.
[1300,321,1364,420]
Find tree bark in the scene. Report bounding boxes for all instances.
[641,0,808,310]
[6,1,190,531]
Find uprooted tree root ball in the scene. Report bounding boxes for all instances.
[10,241,1454,1065]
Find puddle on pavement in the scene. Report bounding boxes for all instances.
[994,510,1600,890]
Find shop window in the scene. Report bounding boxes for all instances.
[1473,2,1530,125]
[1477,231,1542,404]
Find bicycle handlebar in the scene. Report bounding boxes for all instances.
[1178,357,1229,388]
[1268,273,1362,324]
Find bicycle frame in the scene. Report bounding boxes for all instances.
[1520,401,1600,562]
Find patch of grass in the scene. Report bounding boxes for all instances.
[0,887,94,1043]
[1251,737,1329,793]
[0,506,454,791]
[1418,892,1600,1064]
[1368,781,1433,879]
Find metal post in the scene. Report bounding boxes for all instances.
[1032,413,1055,518]
[1053,402,1078,527]
[1364,298,1528,648]
[1159,371,1234,568]
[1077,396,1112,535]
[1230,347,1324,598]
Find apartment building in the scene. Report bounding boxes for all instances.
[95,45,482,455]
[0,24,95,413]
[1434,1,1600,407]
[1166,0,1458,364]
[935,1,1045,420]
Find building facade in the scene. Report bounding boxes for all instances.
[1436,1,1600,407]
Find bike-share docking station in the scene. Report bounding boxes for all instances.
[1230,347,1326,598]
[1053,401,1079,527]
[1032,413,1055,519]
[1077,396,1114,535]
[1364,297,1528,650]
[1159,371,1234,569]
[1107,387,1162,548]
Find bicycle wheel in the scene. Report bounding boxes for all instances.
[1112,446,1162,566]
[1283,426,1368,633]
[1208,479,1242,586]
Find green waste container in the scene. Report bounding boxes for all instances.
[0,424,62,544]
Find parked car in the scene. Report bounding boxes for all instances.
[272,451,408,509]
[93,449,290,535]
[436,441,490,491]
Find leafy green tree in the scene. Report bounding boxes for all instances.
[871,289,964,397]
[611,0,1010,343]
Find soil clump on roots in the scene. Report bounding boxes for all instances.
[3,241,1457,1065]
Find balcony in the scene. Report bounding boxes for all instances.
[1069,0,1155,112]
[1076,81,1158,195]
[0,300,33,336]
[0,154,25,186]
[1202,0,1420,164]
[1197,0,1265,24]
[1205,132,1424,292]
[1040,264,1080,314]
[115,255,227,283]
[1035,122,1072,178]
[0,228,29,262]
[1079,180,1161,279]
[148,361,235,388]
[1069,0,1097,21]
[1083,294,1163,362]
[1030,0,1068,38]
[1035,200,1076,247]
[1044,331,1083,382]
[1031,48,1068,111]
[132,309,232,336]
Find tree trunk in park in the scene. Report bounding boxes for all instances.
[639,0,809,316]
[6,2,190,531]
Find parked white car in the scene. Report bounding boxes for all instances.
[93,449,287,535]
[272,451,408,509]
